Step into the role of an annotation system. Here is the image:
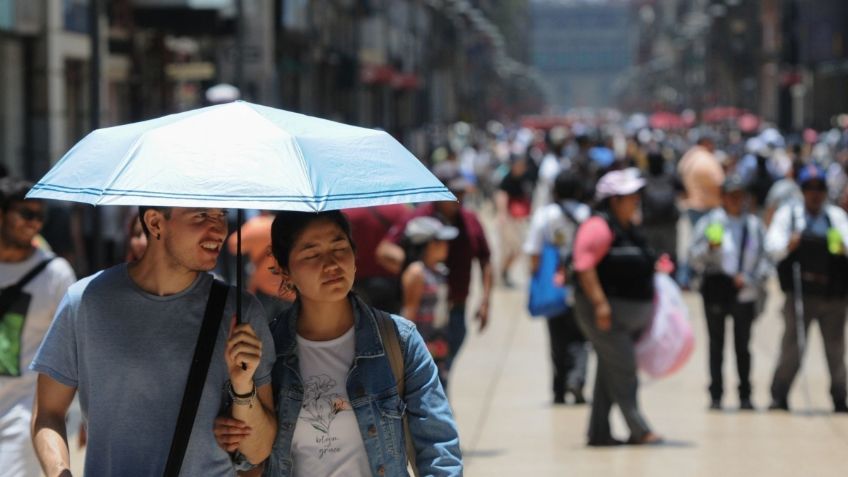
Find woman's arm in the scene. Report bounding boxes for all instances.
[572,217,614,331]
[400,263,425,320]
[376,240,406,275]
[495,190,509,219]
[398,320,462,475]
[577,268,611,332]
[230,384,276,464]
[225,314,277,464]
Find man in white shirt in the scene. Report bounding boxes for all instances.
[765,165,848,413]
[0,178,76,476]
[523,171,590,405]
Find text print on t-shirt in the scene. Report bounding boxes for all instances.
[300,374,354,459]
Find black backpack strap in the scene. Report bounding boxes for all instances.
[163,279,229,477]
[0,257,54,317]
[737,216,750,274]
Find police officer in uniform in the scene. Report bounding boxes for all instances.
[765,164,848,413]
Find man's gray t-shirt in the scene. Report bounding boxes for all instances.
[31,264,275,476]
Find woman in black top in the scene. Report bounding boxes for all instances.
[572,168,663,447]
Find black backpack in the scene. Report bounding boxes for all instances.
[642,176,680,226]
[750,156,775,207]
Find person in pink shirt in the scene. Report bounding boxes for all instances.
[572,168,663,447]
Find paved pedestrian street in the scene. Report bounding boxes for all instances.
[450,277,848,477]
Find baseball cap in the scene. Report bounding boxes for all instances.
[595,167,646,201]
[588,147,615,168]
[797,164,826,186]
[721,175,748,193]
[405,216,459,245]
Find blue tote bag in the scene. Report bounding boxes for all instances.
[528,240,570,318]
[527,204,582,318]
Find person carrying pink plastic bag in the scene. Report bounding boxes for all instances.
[572,168,665,447]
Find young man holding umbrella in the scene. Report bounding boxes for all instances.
[765,165,848,413]
[30,206,278,475]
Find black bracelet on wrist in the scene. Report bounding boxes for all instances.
[231,383,254,399]
[227,381,256,408]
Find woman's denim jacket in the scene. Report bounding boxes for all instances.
[262,295,463,476]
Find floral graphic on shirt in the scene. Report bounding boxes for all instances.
[300,374,353,459]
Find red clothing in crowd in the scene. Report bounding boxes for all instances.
[343,204,409,279]
[384,203,491,304]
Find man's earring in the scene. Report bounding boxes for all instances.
[280,279,296,295]
[156,233,161,240]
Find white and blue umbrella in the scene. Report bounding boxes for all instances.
[27,101,454,210]
[27,101,454,323]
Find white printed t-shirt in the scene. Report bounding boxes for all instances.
[293,327,370,476]
[0,248,76,416]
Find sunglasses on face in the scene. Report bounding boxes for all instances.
[12,207,46,222]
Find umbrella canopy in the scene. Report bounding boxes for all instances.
[27,101,454,210]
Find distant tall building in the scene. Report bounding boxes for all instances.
[529,0,636,111]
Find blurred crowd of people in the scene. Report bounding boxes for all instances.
[4,113,848,469]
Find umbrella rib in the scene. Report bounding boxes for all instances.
[95,130,150,205]
[240,103,317,202]
[89,107,216,205]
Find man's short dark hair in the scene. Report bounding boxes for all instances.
[0,177,36,211]
[553,171,582,201]
[138,206,173,237]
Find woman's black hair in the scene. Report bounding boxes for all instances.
[647,152,665,177]
[553,170,582,202]
[400,239,427,274]
[270,210,356,271]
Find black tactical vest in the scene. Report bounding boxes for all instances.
[777,209,848,297]
[595,213,655,301]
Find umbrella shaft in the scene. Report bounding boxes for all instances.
[236,209,243,324]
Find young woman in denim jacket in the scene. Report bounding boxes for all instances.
[217,210,462,476]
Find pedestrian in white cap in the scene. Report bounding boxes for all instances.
[400,217,460,391]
